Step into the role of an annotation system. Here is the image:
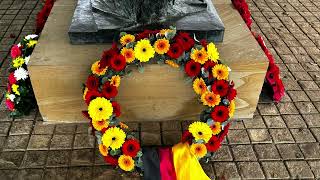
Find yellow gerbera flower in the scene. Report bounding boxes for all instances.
[188,121,213,143]
[191,48,208,64]
[102,127,126,150]
[83,87,88,100]
[207,43,219,62]
[229,100,236,118]
[120,34,135,46]
[190,143,207,158]
[211,122,221,135]
[91,60,107,76]
[118,155,135,171]
[110,75,121,87]
[193,78,207,95]
[88,97,113,121]
[13,57,24,68]
[201,91,221,107]
[134,39,155,62]
[120,48,135,63]
[12,84,20,96]
[92,120,109,131]
[165,60,179,68]
[154,39,170,54]
[212,64,229,80]
[27,40,37,47]
[99,144,109,156]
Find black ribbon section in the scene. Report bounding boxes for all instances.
[142,147,161,180]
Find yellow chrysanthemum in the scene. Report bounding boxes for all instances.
[120,34,135,46]
[188,121,213,143]
[191,48,208,64]
[134,39,155,62]
[88,97,113,121]
[211,122,221,135]
[12,84,20,96]
[83,87,88,100]
[13,57,25,68]
[110,75,121,87]
[99,144,109,156]
[229,100,235,118]
[27,40,37,47]
[201,91,221,107]
[207,43,219,62]
[154,39,170,54]
[212,64,229,80]
[91,60,107,76]
[92,120,109,131]
[160,29,174,36]
[119,122,129,129]
[190,143,207,158]
[193,78,207,95]
[120,48,135,63]
[118,155,135,171]
[165,60,179,68]
[102,127,126,150]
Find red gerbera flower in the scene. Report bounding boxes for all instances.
[167,43,184,59]
[203,61,216,78]
[227,88,237,101]
[200,39,208,49]
[205,135,221,152]
[100,43,118,69]
[136,29,160,40]
[85,90,102,105]
[175,32,195,51]
[110,54,126,71]
[212,80,229,97]
[102,82,118,99]
[86,75,99,90]
[111,101,121,117]
[211,106,229,122]
[104,155,118,166]
[122,139,141,157]
[8,72,17,85]
[185,60,201,77]
[181,130,193,144]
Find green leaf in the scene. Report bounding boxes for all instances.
[119,32,127,37]
[136,151,143,158]
[110,149,121,156]
[196,139,205,144]
[138,66,144,73]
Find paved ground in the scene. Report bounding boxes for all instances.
[1,0,320,179]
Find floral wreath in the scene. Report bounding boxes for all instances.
[6,35,38,117]
[82,27,237,176]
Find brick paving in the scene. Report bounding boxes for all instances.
[0,0,320,179]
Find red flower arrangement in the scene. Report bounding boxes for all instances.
[185,60,201,77]
[211,105,229,122]
[86,75,99,90]
[167,42,184,59]
[205,135,221,152]
[111,101,121,117]
[102,82,118,99]
[175,32,195,51]
[122,139,141,157]
[212,80,229,97]
[110,54,126,71]
[104,155,119,166]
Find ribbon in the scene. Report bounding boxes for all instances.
[142,147,161,180]
[172,143,211,180]
[159,148,177,180]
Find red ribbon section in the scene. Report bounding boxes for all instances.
[159,148,177,180]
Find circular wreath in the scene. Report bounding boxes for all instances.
[82,28,237,174]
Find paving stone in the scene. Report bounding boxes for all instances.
[4,135,29,151]
[214,162,240,179]
[162,131,181,146]
[124,122,140,132]
[211,145,233,161]
[227,129,250,144]
[299,80,319,90]
[50,134,73,149]
[141,132,161,146]
[263,115,286,128]
[21,150,47,168]
[286,161,314,179]
[261,161,290,179]
[44,167,68,180]
[0,169,18,180]
[32,121,55,134]
[17,168,44,180]
[0,122,10,135]
[161,121,181,131]
[200,163,215,179]
[9,120,33,135]
[290,128,316,142]
[243,115,266,128]
[55,124,76,134]
[269,129,295,143]
[75,123,89,133]
[247,129,272,143]
[94,148,106,165]
[254,144,281,160]
[287,90,310,101]
[276,102,299,114]
[237,162,265,179]
[308,161,320,178]
[141,122,161,132]
[71,149,94,166]
[68,166,92,180]
[92,166,122,180]
[310,128,320,141]
[299,143,320,159]
[294,102,319,114]
[282,115,307,128]
[46,150,71,167]
[258,103,279,115]
[27,135,51,150]
[0,151,25,168]
[73,134,95,149]
[229,120,245,129]
[231,145,257,161]
[277,144,304,159]
[303,114,320,127]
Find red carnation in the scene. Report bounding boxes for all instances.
[100,43,118,69]
[8,72,17,85]
[104,155,118,166]
[212,80,229,97]
[205,135,221,152]
[6,99,14,111]
[122,139,141,157]
[167,43,184,59]
[10,45,21,59]
[102,82,118,99]
[185,60,201,77]
[181,130,193,144]
[211,105,229,122]
[110,54,126,71]
[175,32,195,51]
[266,63,280,85]
[111,101,121,117]
[86,75,99,90]
[227,88,237,101]
[85,90,102,105]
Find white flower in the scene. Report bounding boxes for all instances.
[25,34,38,40]
[7,94,16,102]
[14,67,29,81]
[17,43,21,47]
[25,56,30,65]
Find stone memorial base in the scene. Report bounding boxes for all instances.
[28,0,269,123]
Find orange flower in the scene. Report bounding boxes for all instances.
[121,48,135,63]
[110,75,121,87]
[154,39,170,54]
[211,122,221,135]
[119,122,129,129]
[165,60,179,68]
[201,91,221,107]
[120,34,135,46]
[191,48,208,64]
[91,60,107,76]
[193,78,207,95]
[92,120,109,131]
[99,144,108,156]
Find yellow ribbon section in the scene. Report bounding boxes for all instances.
[172,142,211,180]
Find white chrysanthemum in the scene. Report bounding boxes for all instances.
[25,56,30,65]
[14,67,28,81]
[6,94,15,102]
[25,34,38,40]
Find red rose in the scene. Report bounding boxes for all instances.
[6,99,14,111]
[227,88,237,101]
[266,63,280,85]
[175,32,195,51]
[100,43,118,69]
[185,60,201,77]
[110,54,126,71]
[205,135,221,152]
[8,72,17,85]
[122,139,141,157]
[104,155,118,166]
[167,43,184,59]
[86,75,99,90]
[85,90,102,105]
[10,45,21,59]
[212,80,229,97]
[211,105,229,122]
[181,130,193,144]
[102,82,118,99]
[111,101,121,117]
